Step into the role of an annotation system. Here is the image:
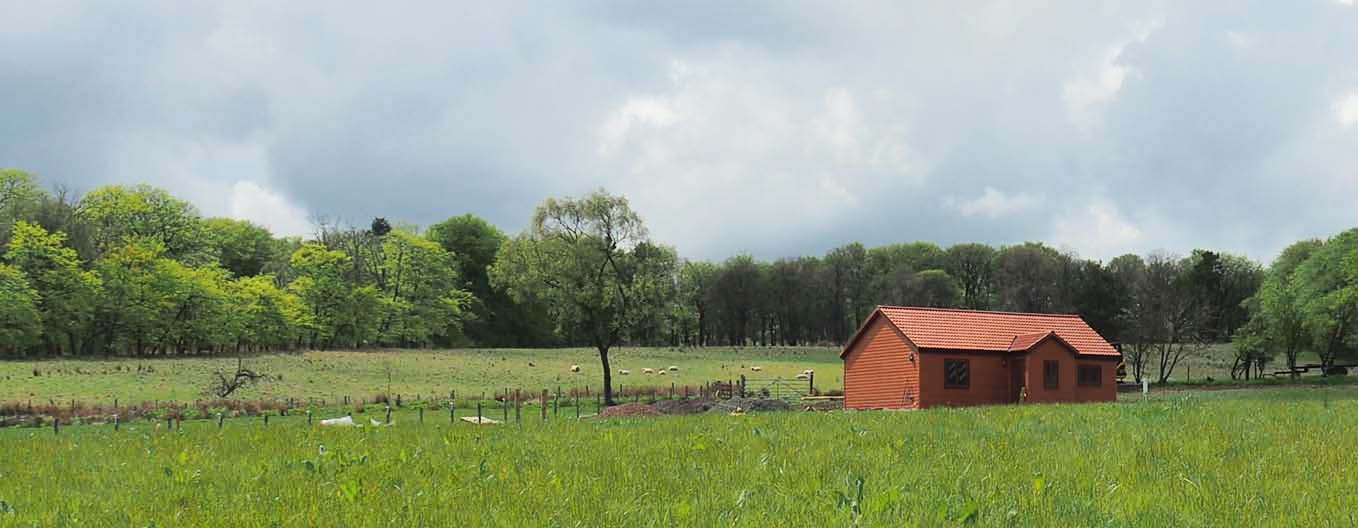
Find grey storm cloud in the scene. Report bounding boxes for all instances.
[3,1,1357,263]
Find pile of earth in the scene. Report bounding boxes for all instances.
[651,399,718,415]
[595,403,661,419]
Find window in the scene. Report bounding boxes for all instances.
[1078,365,1102,387]
[1043,360,1059,389]
[944,359,970,389]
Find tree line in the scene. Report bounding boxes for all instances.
[3,169,1356,388]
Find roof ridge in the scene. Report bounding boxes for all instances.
[877,305,1083,318]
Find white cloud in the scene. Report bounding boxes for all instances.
[949,187,1043,219]
[592,52,925,257]
[230,181,312,237]
[1050,202,1145,261]
[1062,21,1161,129]
[1339,93,1358,127]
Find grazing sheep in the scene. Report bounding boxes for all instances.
[668,366,679,371]
[570,365,581,373]
[642,368,655,374]
[750,366,762,372]
[619,369,631,375]
[795,373,809,380]
[802,369,815,376]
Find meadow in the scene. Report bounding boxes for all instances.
[1,385,1356,526]
[0,347,842,406]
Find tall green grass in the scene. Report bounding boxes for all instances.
[2,387,1356,526]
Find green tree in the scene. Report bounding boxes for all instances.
[205,218,277,277]
[945,243,995,309]
[4,222,100,355]
[0,169,44,249]
[490,190,672,405]
[0,263,42,356]
[378,229,471,347]
[77,185,211,265]
[1294,229,1358,371]
[992,242,1065,313]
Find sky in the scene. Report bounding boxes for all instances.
[3,1,1358,264]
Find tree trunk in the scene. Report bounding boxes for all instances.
[599,346,615,406]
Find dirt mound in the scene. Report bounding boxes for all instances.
[707,399,791,413]
[596,403,661,419]
[652,399,718,415]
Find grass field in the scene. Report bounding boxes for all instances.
[0,347,842,406]
[1,385,1356,526]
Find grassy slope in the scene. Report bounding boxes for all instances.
[0,347,843,404]
[2,386,1357,526]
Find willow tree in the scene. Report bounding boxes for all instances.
[491,190,674,405]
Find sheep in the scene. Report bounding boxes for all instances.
[668,366,679,371]
[619,369,631,375]
[642,368,655,375]
[795,373,809,380]
[802,369,815,376]
[569,365,581,373]
[750,366,763,372]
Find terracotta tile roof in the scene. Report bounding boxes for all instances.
[861,306,1118,357]
[1007,331,1053,352]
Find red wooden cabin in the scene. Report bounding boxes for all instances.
[841,306,1120,410]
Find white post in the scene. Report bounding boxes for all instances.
[1141,379,1148,397]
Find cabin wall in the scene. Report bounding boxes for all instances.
[843,316,919,410]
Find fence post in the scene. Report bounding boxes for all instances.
[809,372,815,395]
[671,383,675,400]
[53,417,59,435]
[541,390,548,421]
[218,413,224,429]
[263,414,269,426]
[575,393,580,419]
[503,394,509,423]
[476,402,483,424]
[450,401,456,423]
[114,414,120,431]
[307,410,313,425]
[553,394,559,416]
[515,390,522,423]
[419,407,424,424]
[385,406,392,425]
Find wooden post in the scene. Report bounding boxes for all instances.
[263,414,269,426]
[574,393,580,419]
[217,413,224,429]
[114,414,120,431]
[53,417,59,435]
[541,389,549,421]
[502,395,509,423]
[809,372,815,395]
[476,401,482,423]
[385,406,392,425]
[450,402,456,423]
[671,383,675,400]
[553,394,559,416]
[515,390,522,423]
[740,375,747,398]
[167,416,173,430]
[419,407,424,424]
[307,410,313,425]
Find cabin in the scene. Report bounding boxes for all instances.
[840,306,1120,410]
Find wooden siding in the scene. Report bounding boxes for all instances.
[917,352,1010,408]
[1023,338,1118,404]
[843,314,919,409]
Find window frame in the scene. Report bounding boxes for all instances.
[943,358,970,390]
[1078,364,1102,387]
[1043,360,1059,389]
